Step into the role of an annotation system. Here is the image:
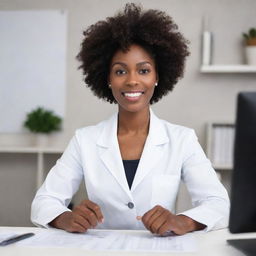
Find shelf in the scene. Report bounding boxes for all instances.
[200,65,256,73]
[0,146,64,154]
[0,146,64,189]
[201,30,256,73]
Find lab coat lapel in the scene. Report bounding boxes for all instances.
[97,113,131,197]
[131,109,169,192]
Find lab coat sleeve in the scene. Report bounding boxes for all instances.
[179,130,230,232]
[31,131,84,228]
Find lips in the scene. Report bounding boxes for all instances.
[120,91,144,102]
[121,91,144,101]
[123,92,143,97]
[122,91,144,96]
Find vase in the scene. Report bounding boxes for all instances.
[245,46,256,65]
[36,133,49,147]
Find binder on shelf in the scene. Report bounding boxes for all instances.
[207,123,235,170]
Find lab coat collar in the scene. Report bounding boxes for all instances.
[97,109,169,147]
[96,109,169,195]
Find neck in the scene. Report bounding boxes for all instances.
[117,107,150,135]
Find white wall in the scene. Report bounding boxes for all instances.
[0,0,255,147]
[0,0,256,226]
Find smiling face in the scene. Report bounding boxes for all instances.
[109,44,158,113]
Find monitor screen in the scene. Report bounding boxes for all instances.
[229,92,256,233]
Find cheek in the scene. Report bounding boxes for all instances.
[110,88,122,104]
[112,90,119,99]
[148,87,155,100]
[147,82,156,94]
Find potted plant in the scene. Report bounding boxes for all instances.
[24,107,62,146]
[243,28,256,65]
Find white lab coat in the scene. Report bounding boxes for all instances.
[31,110,230,231]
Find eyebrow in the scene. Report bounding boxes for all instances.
[111,61,153,68]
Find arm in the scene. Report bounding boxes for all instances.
[178,130,230,232]
[139,129,229,235]
[31,132,84,228]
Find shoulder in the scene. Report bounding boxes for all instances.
[158,117,196,140]
[149,109,198,146]
[73,114,115,142]
[163,119,193,133]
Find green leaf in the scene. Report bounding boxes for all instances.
[249,28,256,38]
[24,107,62,134]
[243,28,256,40]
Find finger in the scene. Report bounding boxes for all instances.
[138,215,153,233]
[152,209,175,234]
[137,215,155,233]
[75,206,98,227]
[142,205,161,224]
[74,214,91,230]
[142,206,163,233]
[83,200,104,222]
[67,222,87,233]
[147,208,165,232]
[151,210,170,234]
[158,220,174,236]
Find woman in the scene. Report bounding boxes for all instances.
[31,3,229,236]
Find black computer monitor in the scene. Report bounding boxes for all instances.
[229,92,256,233]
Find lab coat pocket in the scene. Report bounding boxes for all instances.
[151,174,180,210]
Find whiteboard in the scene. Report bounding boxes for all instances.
[0,10,67,133]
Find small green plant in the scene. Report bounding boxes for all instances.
[243,28,256,45]
[24,107,62,134]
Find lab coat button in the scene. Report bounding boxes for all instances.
[127,202,134,209]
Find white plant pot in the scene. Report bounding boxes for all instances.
[245,46,256,65]
[36,133,49,147]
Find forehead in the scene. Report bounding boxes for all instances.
[111,44,155,64]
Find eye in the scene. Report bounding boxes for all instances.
[139,68,150,74]
[115,69,127,75]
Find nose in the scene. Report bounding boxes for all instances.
[126,71,138,87]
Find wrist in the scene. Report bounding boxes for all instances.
[49,211,72,229]
[177,215,206,232]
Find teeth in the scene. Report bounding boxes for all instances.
[124,92,143,97]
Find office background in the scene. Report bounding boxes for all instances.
[0,0,256,226]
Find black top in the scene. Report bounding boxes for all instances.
[123,159,140,189]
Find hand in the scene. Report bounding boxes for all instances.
[50,199,104,233]
[137,205,206,236]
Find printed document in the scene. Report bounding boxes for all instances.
[17,229,197,252]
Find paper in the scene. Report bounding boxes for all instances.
[0,233,16,243]
[18,229,197,252]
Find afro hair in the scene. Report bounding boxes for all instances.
[77,3,190,104]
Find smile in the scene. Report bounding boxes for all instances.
[122,91,144,98]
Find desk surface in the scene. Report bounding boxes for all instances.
[1,226,256,256]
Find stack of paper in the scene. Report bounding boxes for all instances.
[16,229,197,253]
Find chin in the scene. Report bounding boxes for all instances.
[119,103,149,113]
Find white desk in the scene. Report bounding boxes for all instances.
[0,227,255,256]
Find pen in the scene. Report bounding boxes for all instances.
[0,232,35,246]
